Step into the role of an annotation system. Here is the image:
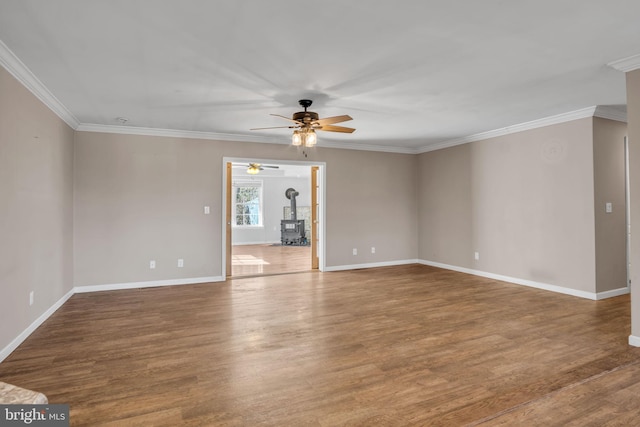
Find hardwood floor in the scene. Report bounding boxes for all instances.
[1,264,640,425]
[231,243,311,277]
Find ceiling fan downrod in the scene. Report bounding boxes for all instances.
[298,99,313,111]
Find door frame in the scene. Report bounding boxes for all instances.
[625,136,631,287]
[222,157,326,277]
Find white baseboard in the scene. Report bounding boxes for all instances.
[595,287,630,300]
[418,259,605,300]
[1,276,225,363]
[74,276,225,293]
[0,287,75,363]
[324,259,419,272]
[1,265,631,363]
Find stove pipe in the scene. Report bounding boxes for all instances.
[285,188,299,221]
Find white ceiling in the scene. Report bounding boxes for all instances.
[0,0,638,152]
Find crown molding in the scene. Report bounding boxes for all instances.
[607,53,640,72]
[77,123,418,154]
[417,106,599,154]
[318,139,417,154]
[1,34,626,156]
[76,123,287,144]
[80,104,611,156]
[593,105,627,123]
[0,40,79,129]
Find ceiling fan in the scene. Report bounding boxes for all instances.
[251,99,355,147]
[237,163,280,175]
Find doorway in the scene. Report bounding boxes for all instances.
[223,158,325,277]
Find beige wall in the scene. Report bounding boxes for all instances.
[0,67,74,351]
[417,144,473,266]
[418,118,598,293]
[1,55,634,353]
[593,117,628,293]
[73,132,418,286]
[628,69,640,338]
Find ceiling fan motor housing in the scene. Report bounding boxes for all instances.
[293,111,319,123]
[249,98,355,135]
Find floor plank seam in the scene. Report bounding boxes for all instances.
[465,358,640,426]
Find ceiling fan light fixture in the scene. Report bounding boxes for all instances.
[304,129,317,147]
[254,99,354,147]
[247,165,260,174]
[292,130,302,146]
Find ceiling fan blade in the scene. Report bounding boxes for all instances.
[250,125,297,130]
[313,115,353,126]
[316,125,356,133]
[261,165,280,169]
[270,114,303,124]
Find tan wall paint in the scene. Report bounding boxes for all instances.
[417,143,473,266]
[627,69,640,338]
[418,118,597,293]
[593,117,628,293]
[1,56,632,352]
[73,132,418,286]
[0,67,74,351]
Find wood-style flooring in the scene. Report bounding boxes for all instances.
[1,264,640,425]
[232,243,311,277]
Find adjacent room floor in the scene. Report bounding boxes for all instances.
[1,264,639,425]
[232,243,311,277]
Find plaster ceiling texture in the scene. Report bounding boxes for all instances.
[0,0,638,152]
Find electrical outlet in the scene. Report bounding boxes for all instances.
[29,291,34,306]
[474,252,480,260]
[353,248,358,256]
[371,247,376,254]
[178,259,184,268]
[150,260,156,269]
[204,206,210,215]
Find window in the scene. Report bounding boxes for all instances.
[233,180,263,227]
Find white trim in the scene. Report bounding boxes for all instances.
[76,123,283,144]
[0,288,75,363]
[77,123,417,154]
[223,157,327,276]
[77,105,620,155]
[0,276,226,362]
[594,287,629,300]
[629,335,640,347]
[324,259,419,272]
[417,107,598,153]
[73,276,224,293]
[75,105,624,155]
[594,105,627,123]
[0,267,630,362]
[608,54,640,73]
[418,259,598,300]
[0,40,79,129]
[318,140,417,154]
[0,33,628,156]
